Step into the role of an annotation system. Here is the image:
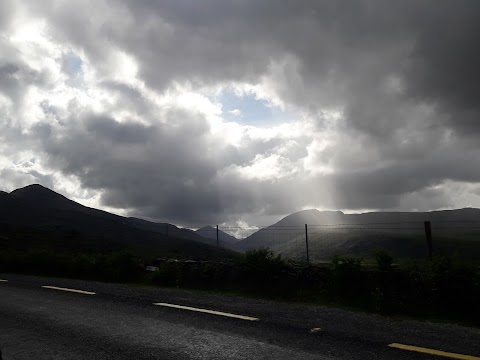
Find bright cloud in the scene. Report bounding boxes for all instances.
[228,108,241,116]
[1,0,480,227]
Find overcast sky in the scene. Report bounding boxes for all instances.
[1,0,480,229]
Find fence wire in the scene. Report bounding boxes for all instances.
[192,220,480,263]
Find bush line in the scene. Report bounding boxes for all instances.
[1,248,478,325]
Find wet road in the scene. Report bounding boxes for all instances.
[1,274,479,359]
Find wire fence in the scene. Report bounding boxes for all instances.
[191,220,480,264]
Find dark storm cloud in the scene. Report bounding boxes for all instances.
[28,0,478,123]
[0,62,47,105]
[403,1,480,134]
[114,0,480,135]
[34,108,315,225]
[2,0,480,225]
[32,108,258,224]
[330,149,480,210]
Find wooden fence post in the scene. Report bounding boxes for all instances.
[424,221,433,261]
[305,224,310,265]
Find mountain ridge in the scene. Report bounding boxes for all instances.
[3,183,480,260]
[195,225,238,244]
[236,207,480,260]
[0,184,233,259]
[270,207,480,226]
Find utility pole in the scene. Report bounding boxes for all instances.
[216,225,219,248]
[166,223,168,237]
[424,221,433,261]
[305,224,310,265]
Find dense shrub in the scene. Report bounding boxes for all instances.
[0,249,139,282]
[373,249,394,272]
[236,248,292,294]
[239,248,285,276]
[1,246,479,324]
[329,256,367,300]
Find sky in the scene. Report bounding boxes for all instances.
[1,0,480,230]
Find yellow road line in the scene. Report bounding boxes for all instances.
[389,343,480,360]
[41,285,96,295]
[153,302,259,321]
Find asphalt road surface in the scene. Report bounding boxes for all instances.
[1,274,479,360]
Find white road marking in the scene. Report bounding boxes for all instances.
[153,302,259,321]
[0,279,8,282]
[41,285,96,295]
[310,327,322,333]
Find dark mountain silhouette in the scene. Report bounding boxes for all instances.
[11,184,75,206]
[1,184,128,229]
[237,208,480,261]
[195,225,238,245]
[248,208,480,228]
[272,209,345,226]
[127,217,218,246]
[0,184,233,259]
[3,184,479,261]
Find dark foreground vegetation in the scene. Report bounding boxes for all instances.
[1,248,479,326]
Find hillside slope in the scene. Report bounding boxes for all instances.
[0,184,233,259]
[195,225,238,246]
[237,209,480,261]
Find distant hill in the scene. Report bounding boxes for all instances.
[195,225,238,245]
[0,184,234,260]
[3,184,479,262]
[127,217,220,247]
[127,217,206,242]
[236,208,480,261]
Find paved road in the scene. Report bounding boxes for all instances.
[0,274,479,359]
